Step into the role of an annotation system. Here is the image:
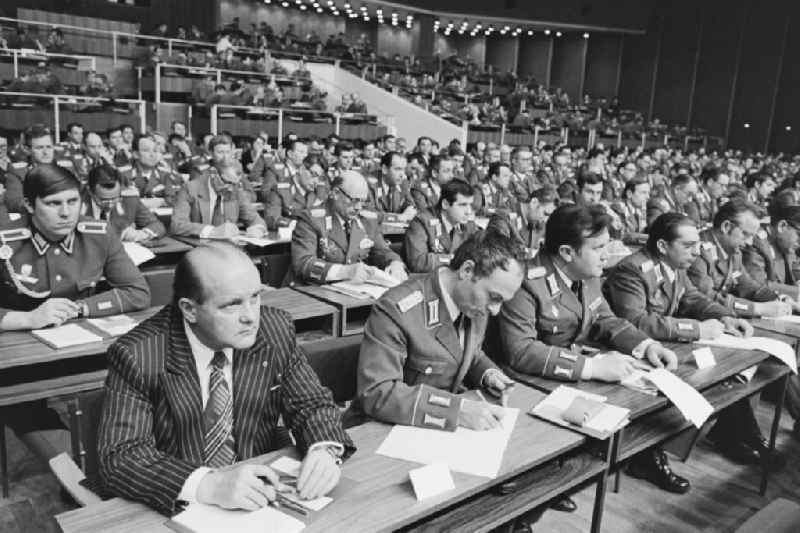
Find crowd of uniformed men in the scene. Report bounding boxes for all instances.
[1,120,799,529]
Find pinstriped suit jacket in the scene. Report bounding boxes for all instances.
[98,304,353,515]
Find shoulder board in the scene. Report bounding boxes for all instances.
[397,290,423,313]
[277,182,291,189]
[0,227,31,242]
[121,187,140,197]
[367,176,378,184]
[701,242,714,251]
[310,208,327,218]
[116,165,132,173]
[420,182,429,189]
[196,164,210,171]
[74,154,84,159]
[429,218,440,226]
[360,210,378,220]
[757,229,767,240]
[273,163,285,169]
[162,153,173,160]
[77,221,108,234]
[56,159,73,168]
[640,260,654,273]
[527,266,546,280]
[12,162,28,170]
[54,145,65,151]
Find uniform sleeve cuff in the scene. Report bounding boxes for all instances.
[177,467,213,504]
[326,264,344,281]
[580,358,594,380]
[631,339,654,359]
[199,225,214,238]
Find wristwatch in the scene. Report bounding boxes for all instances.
[322,445,343,465]
[75,300,88,318]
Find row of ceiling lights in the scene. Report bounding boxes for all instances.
[263,0,587,36]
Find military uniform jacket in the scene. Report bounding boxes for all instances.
[403,210,477,273]
[1,170,24,214]
[410,178,441,215]
[366,176,414,221]
[742,229,800,300]
[604,249,731,342]
[497,253,649,381]
[510,171,541,200]
[80,190,166,239]
[0,218,150,320]
[611,201,648,239]
[261,181,328,230]
[170,173,266,237]
[354,269,498,431]
[262,161,301,192]
[118,162,183,207]
[291,204,401,284]
[687,230,777,317]
[475,182,519,217]
[486,210,543,258]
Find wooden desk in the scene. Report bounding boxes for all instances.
[138,236,193,267]
[293,285,376,336]
[56,385,610,533]
[261,288,339,345]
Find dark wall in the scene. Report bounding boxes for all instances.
[517,36,552,87]
[583,33,621,99]
[618,18,660,116]
[550,34,587,101]
[485,36,518,74]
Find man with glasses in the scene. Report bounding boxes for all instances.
[687,199,792,318]
[81,165,165,242]
[291,170,406,284]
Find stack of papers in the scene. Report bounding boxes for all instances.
[235,234,287,247]
[376,407,519,478]
[696,334,798,373]
[168,502,305,533]
[122,242,156,266]
[531,386,629,438]
[86,315,140,336]
[32,324,104,349]
[327,268,402,300]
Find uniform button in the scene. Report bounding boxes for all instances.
[53,248,60,255]
[55,275,62,282]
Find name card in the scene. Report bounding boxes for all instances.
[409,463,455,501]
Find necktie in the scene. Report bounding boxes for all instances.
[570,280,582,303]
[99,207,110,221]
[211,195,224,226]
[203,351,236,467]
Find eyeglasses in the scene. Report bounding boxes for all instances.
[336,187,367,205]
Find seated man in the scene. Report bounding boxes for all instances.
[0,164,150,462]
[1,134,25,214]
[8,124,77,181]
[258,139,308,189]
[367,151,417,223]
[487,186,556,255]
[475,162,520,217]
[354,230,520,431]
[261,165,328,231]
[743,201,800,300]
[191,135,256,202]
[82,165,166,242]
[611,178,650,244]
[404,180,477,273]
[291,170,406,284]
[688,199,791,318]
[496,205,687,494]
[171,159,266,239]
[99,243,354,515]
[410,156,455,214]
[605,213,782,466]
[118,134,183,206]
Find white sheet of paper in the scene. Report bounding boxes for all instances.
[376,408,519,478]
[368,268,402,288]
[645,368,713,428]
[86,315,139,336]
[122,242,155,266]
[235,234,286,247]
[409,463,455,501]
[771,315,800,324]
[531,385,628,434]
[692,347,716,369]
[171,502,304,533]
[328,281,388,300]
[32,323,104,348]
[696,334,797,374]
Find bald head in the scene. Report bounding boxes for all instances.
[173,243,257,306]
[338,170,369,200]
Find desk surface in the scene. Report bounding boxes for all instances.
[56,385,585,533]
[752,318,800,339]
[262,287,338,321]
[294,284,377,309]
[141,236,193,257]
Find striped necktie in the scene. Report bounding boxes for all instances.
[203,351,236,467]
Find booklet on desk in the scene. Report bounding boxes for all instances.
[167,502,305,533]
[327,268,402,300]
[531,386,629,440]
[31,323,104,349]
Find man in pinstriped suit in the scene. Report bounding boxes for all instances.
[98,243,354,515]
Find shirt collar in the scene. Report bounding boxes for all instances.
[183,320,234,370]
[30,226,75,256]
[660,261,676,282]
[552,263,574,288]
[437,268,460,322]
[440,213,454,235]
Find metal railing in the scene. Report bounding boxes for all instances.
[0,92,146,141]
[0,48,97,77]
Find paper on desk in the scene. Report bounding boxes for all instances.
[235,234,288,247]
[327,281,387,300]
[270,457,333,512]
[645,368,713,428]
[169,502,304,533]
[123,242,156,266]
[31,323,104,349]
[376,408,519,478]
[531,386,629,434]
[771,315,800,324]
[696,334,797,374]
[86,315,139,336]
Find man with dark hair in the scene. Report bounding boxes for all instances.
[404,179,477,273]
[7,124,72,181]
[261,164,328,231]
[291,170,405,284]
[410,155,455,214]
[576,172,604,206]
[329,141,356,179]
[698,166,730,219]
[743,202,800,298]
[688,199,789,318]
[82,164,165,241]
[260,138,308,188]
[367,151,416,222]
[647,175,702,226]
[354,229,522,431]
[416,135,433,165]
[118,134,183,206]
[487,186,556,255]
[107,126,133,167]
[611,179,650,242]
[605,213,781,466]
[509,147,540,200]
[746,171,776,211]
[496,205,684,494]
[99,243,354,515]
[61,122,85,156]
[476,162,518,216]
[0,163,149,461]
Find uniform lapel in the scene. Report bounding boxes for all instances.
[427,274,461,362]
[231,336,272,461]
[163,309,205,463]
[346,220,366,259]
[196,178,212,225]
[328,216,349,254]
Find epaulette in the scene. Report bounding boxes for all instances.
[360,210,378,219]
[0,227,31,242]
[77,221,108,234]
[527,266,546,280]
[196,164,210,171]
[116,165,132,173]
[310,208,327,218]
[11,162,28,170]
[397,290,423,313]
[56,159,73,168]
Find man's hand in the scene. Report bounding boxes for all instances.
[385,260,407,281]
[297,448,341,500]
[28,298,81,329]
[482,369,515,398]
[245,225,267,238]
[698,319,724,340]
[644,343,678,371]
[592,352,639,382]
[399,205,417,222]
[754,300,792,318]
[196,464,289,511]
[121,227,153,243]
[721,316,753,338]
[345,262,371,283]
[210,222,240,239]
[458,398,505,430]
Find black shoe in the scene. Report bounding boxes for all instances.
[549,496,577,512]
[748,437,787,471]
[712,439,761,465]
[627,450,691,494]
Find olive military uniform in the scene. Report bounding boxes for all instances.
[742,228,800,301]
[403,210,477,273]
[80,190,166,240]
[261,179,328,231]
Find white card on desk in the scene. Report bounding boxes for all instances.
[692,347,716,369]
[409,463,455,501]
